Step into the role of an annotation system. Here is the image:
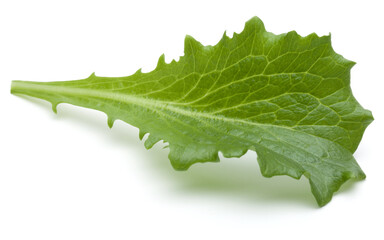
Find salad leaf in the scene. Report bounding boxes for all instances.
[11,17,373,206]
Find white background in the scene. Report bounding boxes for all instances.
[1,0,383,239]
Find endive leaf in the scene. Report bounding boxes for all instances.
[11,17,373,206]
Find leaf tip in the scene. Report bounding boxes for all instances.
[155,54,166,70]
[220,30,229,41]
[88,72,96,79]
[244,16,266,32]
[144,134,161,149]
[107,117,115,128]
[309,167,367,207]
[184,34,203,55]
[51,103,58,114]
[139,130,147,140]
[135,68,143,75]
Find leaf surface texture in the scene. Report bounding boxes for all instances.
[11,17,373,206]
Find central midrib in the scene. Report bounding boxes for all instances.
[12,80,269,127]
[11,80,338,144]
[12,80,358,170]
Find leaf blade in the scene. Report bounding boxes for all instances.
[11,16,373,206]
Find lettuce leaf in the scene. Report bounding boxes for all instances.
[11,17,373,206]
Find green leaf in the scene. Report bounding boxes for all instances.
[11,17,373,206]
